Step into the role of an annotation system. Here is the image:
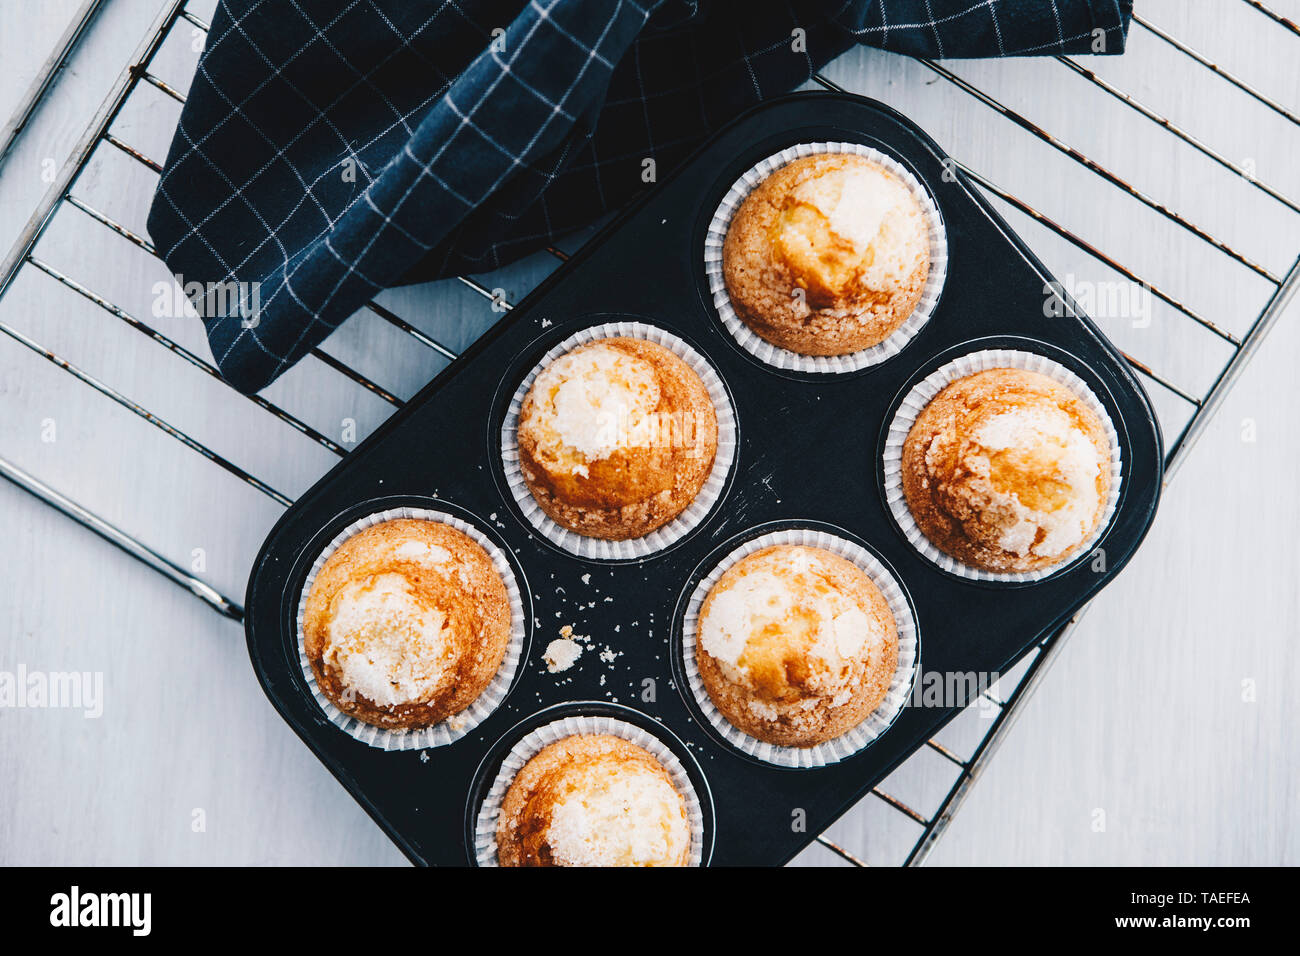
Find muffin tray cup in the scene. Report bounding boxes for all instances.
[470,705,712,867]
[243,92,1163,867]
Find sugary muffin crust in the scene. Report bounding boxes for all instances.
[722,153,930,356]
[696,544,899,748]
[496,733,692,867]
[302,518,512,730]
[900,367,1112,574]
[516,337,718,540]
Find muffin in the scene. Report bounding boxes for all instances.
[900,367,1112,574]
[696,544,899,748]
[516,337,718,540]
[722,152,930,356]
[302,518,512,730]
[496,733,692,867]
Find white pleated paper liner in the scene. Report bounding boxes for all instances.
[704,141,948,374]
[295,506,527,752]
[680,527,919,769]
[882,348,1124,584]
[473,713,707,867]
[500,321,737,560]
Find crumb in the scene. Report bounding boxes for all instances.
[561,626,592,645]
[543,637,582,673]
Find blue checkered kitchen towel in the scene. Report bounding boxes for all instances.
[146,0,1132,394]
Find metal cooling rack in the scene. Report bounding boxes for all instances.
[1,0,1296,867]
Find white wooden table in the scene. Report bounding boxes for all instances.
[1,0,1296,865]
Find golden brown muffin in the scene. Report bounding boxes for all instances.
[722,153,930,356]
[496,733,692,867]
[696,544,899,748]
[516,337,718,540]
[302,518,511,730]
[901,367,1112,574]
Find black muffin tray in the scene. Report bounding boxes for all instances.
[244,92,1163,866]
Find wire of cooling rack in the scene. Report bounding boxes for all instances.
[0,0,109,169]
[1,0,1296,866]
